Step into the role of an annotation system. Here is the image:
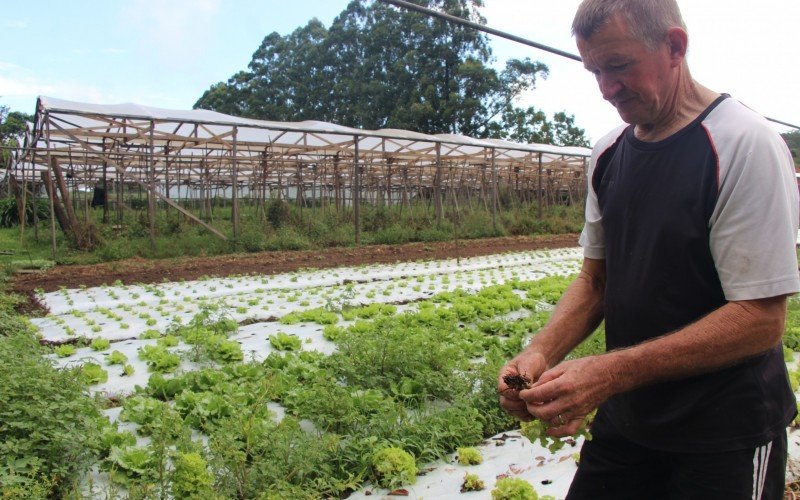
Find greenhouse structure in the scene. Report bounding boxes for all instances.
[5,96,591,254]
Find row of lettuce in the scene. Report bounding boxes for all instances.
[6,274,799,498]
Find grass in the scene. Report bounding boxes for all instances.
[0,199,584,266]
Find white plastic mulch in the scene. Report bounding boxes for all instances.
[30,246,800,498]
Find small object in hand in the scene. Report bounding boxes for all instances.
[502,373,532,391]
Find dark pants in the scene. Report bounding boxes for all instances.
[567,413,787,500]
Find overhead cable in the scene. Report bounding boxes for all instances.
[378,0,799,130]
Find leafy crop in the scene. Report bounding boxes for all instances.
[54,344,76,357]
[90,338,111,351]
[462,472,485,492]
[456,446,483,465]
[371,447,417,489]
[280,307,339,325]
[138,344,181,373]
[80,362,109,385]
[106,350,128,365]
[491,477,538,499]
[519,412,593,453]
[269,332,302,351]
[170,451,215,499]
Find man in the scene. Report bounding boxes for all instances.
[497,0,800,498]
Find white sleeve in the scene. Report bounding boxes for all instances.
[706,107,800,301]
[579,126,626,260]
[579,158,605,259]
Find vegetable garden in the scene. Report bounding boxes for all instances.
[4,244,800,499]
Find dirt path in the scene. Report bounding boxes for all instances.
[11,234,579,312]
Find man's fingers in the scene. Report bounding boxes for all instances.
[519,378,560,404]
[546,417,584,438]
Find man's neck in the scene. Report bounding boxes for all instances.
[634,69,719,142]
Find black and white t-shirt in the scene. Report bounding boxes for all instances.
[579,95,800,452]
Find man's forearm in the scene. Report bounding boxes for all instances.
[603,296,787,394]
[525,259,606,368]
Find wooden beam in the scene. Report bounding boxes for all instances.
[49,119,229,241]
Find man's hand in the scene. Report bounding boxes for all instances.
[497,351,548,421]
[519,355,617,437]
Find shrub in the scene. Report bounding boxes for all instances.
[0,332,105,496]
[266,198,291,229]
[0,197,49,228]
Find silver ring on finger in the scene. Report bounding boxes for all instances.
[556,413,566,426]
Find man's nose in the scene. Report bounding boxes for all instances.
[598,74,623,101]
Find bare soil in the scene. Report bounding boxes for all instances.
[11,234,579,315]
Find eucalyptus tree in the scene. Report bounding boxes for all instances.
[195,0,589,146]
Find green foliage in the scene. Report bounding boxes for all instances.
[280,307,339,325]
[170,451,216,499]
[519,412,593,454]
[194,1,588,145]
[80,362,109,385]
[118,395,184,439]
[782,130,800,168]
[269,331,302,351]
[0,198,50,228]
[0,331,105,497]
[462,472,485,492]
[491,477,538,500]
[106,350,128,365]
[90,337,111,351]
[138,344,181,373]
[456,446,483,465]
[266,198,292,229]
[54,343,76,357]
[371,447,417,490]
[341,303,396,321]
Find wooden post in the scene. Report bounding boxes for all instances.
[434,143,443,225]
[51,156,80,245]
[41,171,69,234]
[353,135,361,245]
[148,121,156,251]
[231,126,239,238]
[491,148,497,233]
[10,176,25,228]
[537,152,543,219]
[102,141,109,223]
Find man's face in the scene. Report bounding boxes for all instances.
[576,13,675,126]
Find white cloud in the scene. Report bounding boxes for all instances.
[122,0,222,66]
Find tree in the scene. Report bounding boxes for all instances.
[0,105,33,166]
[195,0,589,146]
[781,130,800,168]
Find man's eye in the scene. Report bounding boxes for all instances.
[608,64,628,72]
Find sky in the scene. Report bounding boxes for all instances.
[1,0,798,144]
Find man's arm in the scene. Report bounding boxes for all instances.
[497,256,606,421]
[522,294,788,436]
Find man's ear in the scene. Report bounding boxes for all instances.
[665,27,688,66]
